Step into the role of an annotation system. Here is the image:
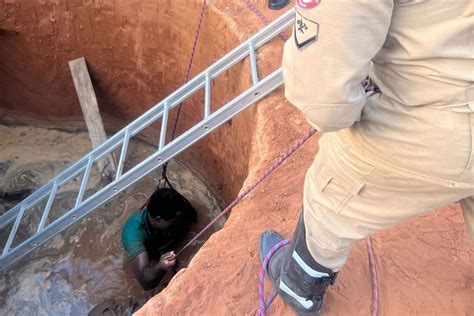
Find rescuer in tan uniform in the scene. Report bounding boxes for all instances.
[259,0,474,314]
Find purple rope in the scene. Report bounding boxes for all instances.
[257,239,290,316]
[362,77,380,93]
[170,0,207,142]
[367,236,379,316]
[176,128,316,256]
[162,0,206,181]
[243,0,288,41]
[363,78,380,315]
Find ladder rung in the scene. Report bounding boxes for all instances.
[159,102,169,150]
[248,42,259,86]
[2,204,27,256]
[115,130,131,180]
[37,181,59,232]
[75,155,94,208]
[204,74,211,118]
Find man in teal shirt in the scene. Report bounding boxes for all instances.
[122,188,197,291]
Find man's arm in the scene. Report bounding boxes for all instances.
[131,251,176,291]
[283,0,394,132]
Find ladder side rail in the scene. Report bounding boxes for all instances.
[0,69,283,271]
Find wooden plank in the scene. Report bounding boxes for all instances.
[69,57,116,180]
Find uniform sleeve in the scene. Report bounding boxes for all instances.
[283,0,394,132]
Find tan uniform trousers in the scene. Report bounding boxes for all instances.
[303,93,474,271]
[282,1,474,271]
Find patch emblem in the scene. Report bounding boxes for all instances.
[294,10,319,50]
[297,0,321,9]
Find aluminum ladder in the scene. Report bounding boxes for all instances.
[0,8,295,271]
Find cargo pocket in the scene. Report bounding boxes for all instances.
[314,163,366,214]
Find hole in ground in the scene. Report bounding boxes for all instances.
[0,1,254,314]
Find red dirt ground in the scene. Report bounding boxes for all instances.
[1,1,472,315]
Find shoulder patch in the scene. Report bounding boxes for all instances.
[294,10,319,50]
[297,0,321,9]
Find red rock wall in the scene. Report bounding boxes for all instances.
[1,0,202,119]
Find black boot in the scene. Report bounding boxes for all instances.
[259,230,288,290]
[259,213,337,315]
[268,0,290,10]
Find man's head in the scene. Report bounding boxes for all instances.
[147,188,182,230]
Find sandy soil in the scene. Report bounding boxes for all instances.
[0,1,473,315]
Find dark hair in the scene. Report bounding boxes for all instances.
[147,188,185,221]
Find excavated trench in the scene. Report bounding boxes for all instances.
[0,1,255,314]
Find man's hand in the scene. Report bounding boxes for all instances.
[157,251,176,270]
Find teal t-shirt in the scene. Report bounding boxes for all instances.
[121,209,149,261]
[121,201,197,262]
